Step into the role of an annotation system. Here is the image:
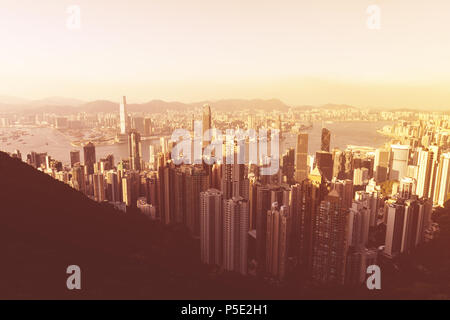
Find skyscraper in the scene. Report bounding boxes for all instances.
[384,202,405,258]
[345,247,377,286]
[399,177,416,198]
[312,190,348,285]
[156,153,166,222]
[255,185,273,273]
[281,148,295,184]
[276,115,282,139]
[315,151,333,182]
[294,133,308,183]
[255,184,290,274]
[144,118,152,136]
[128,130,142,171]
[343,150,353,180]
[416,148,433,198]
[266,202,290,280]
[427,145,440,199]
[433,152,450,206]
[106,170,120,203]
[248,114,255,130]
[93,173,106,202]
[119,96,129,135]
[332,149,344,179]
[71,163,85,194]
[185,165,209,237]
[389,144,410,181]
[401,199,424,254]
[173,166,186,224]
[132,116,145,134]
[321,128,331,152]
[200,189,223,266]
[83,142,96,175]
[70,150,80,168]
[374,148,390,182]
[347,200,370,248]
[331,179,354,209]
[290,179,324,273]
[122,172,140,208]
[223,196,249,275]
[202,104,212,147]
[221,161,249,200]
[160,137,168,154]
[221,141,249,200]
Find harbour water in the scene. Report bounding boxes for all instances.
[0,121,393,165]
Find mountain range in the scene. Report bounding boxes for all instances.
[0,96,294,114]
[0,95,445,115]
[0,96,364,114]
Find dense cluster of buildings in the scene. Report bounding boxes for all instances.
[5,97,450,287]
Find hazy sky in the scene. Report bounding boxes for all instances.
[1,0,450,108]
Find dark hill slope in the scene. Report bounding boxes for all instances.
[0,152,272,299]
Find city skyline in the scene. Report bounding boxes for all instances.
[1,97,449,299]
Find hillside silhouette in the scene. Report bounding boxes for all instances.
[0,151,275,299]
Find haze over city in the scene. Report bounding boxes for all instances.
[2,0,450,109]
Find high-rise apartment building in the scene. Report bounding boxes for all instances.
[416,148,433,198]
[384,202,405,258]
[374,148,390,182]
[71,163,85,194]
[83,142,96,175]
[321,128,331,152]
[144,118,152,136]
[266,202,290,280]
[200,189,223,266]
[122,172,139,208]
[119,96,129,135]
[223,196,249,276]
[128,130,142,171]
[93,173,106,202]
[221,141,249,200]
[131,116,145,134]
[312,190,348,285]
[294,133,308,183]
[389,145,410,181]
[202,104,212,148]
[70,150,80,168]
[315,151,333,182]
[433,152,450,206]
[185,165,209,237]
[347,200,370,249]
[291,179,325,273]
[106,170,120,203]
[281,148,295,184]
